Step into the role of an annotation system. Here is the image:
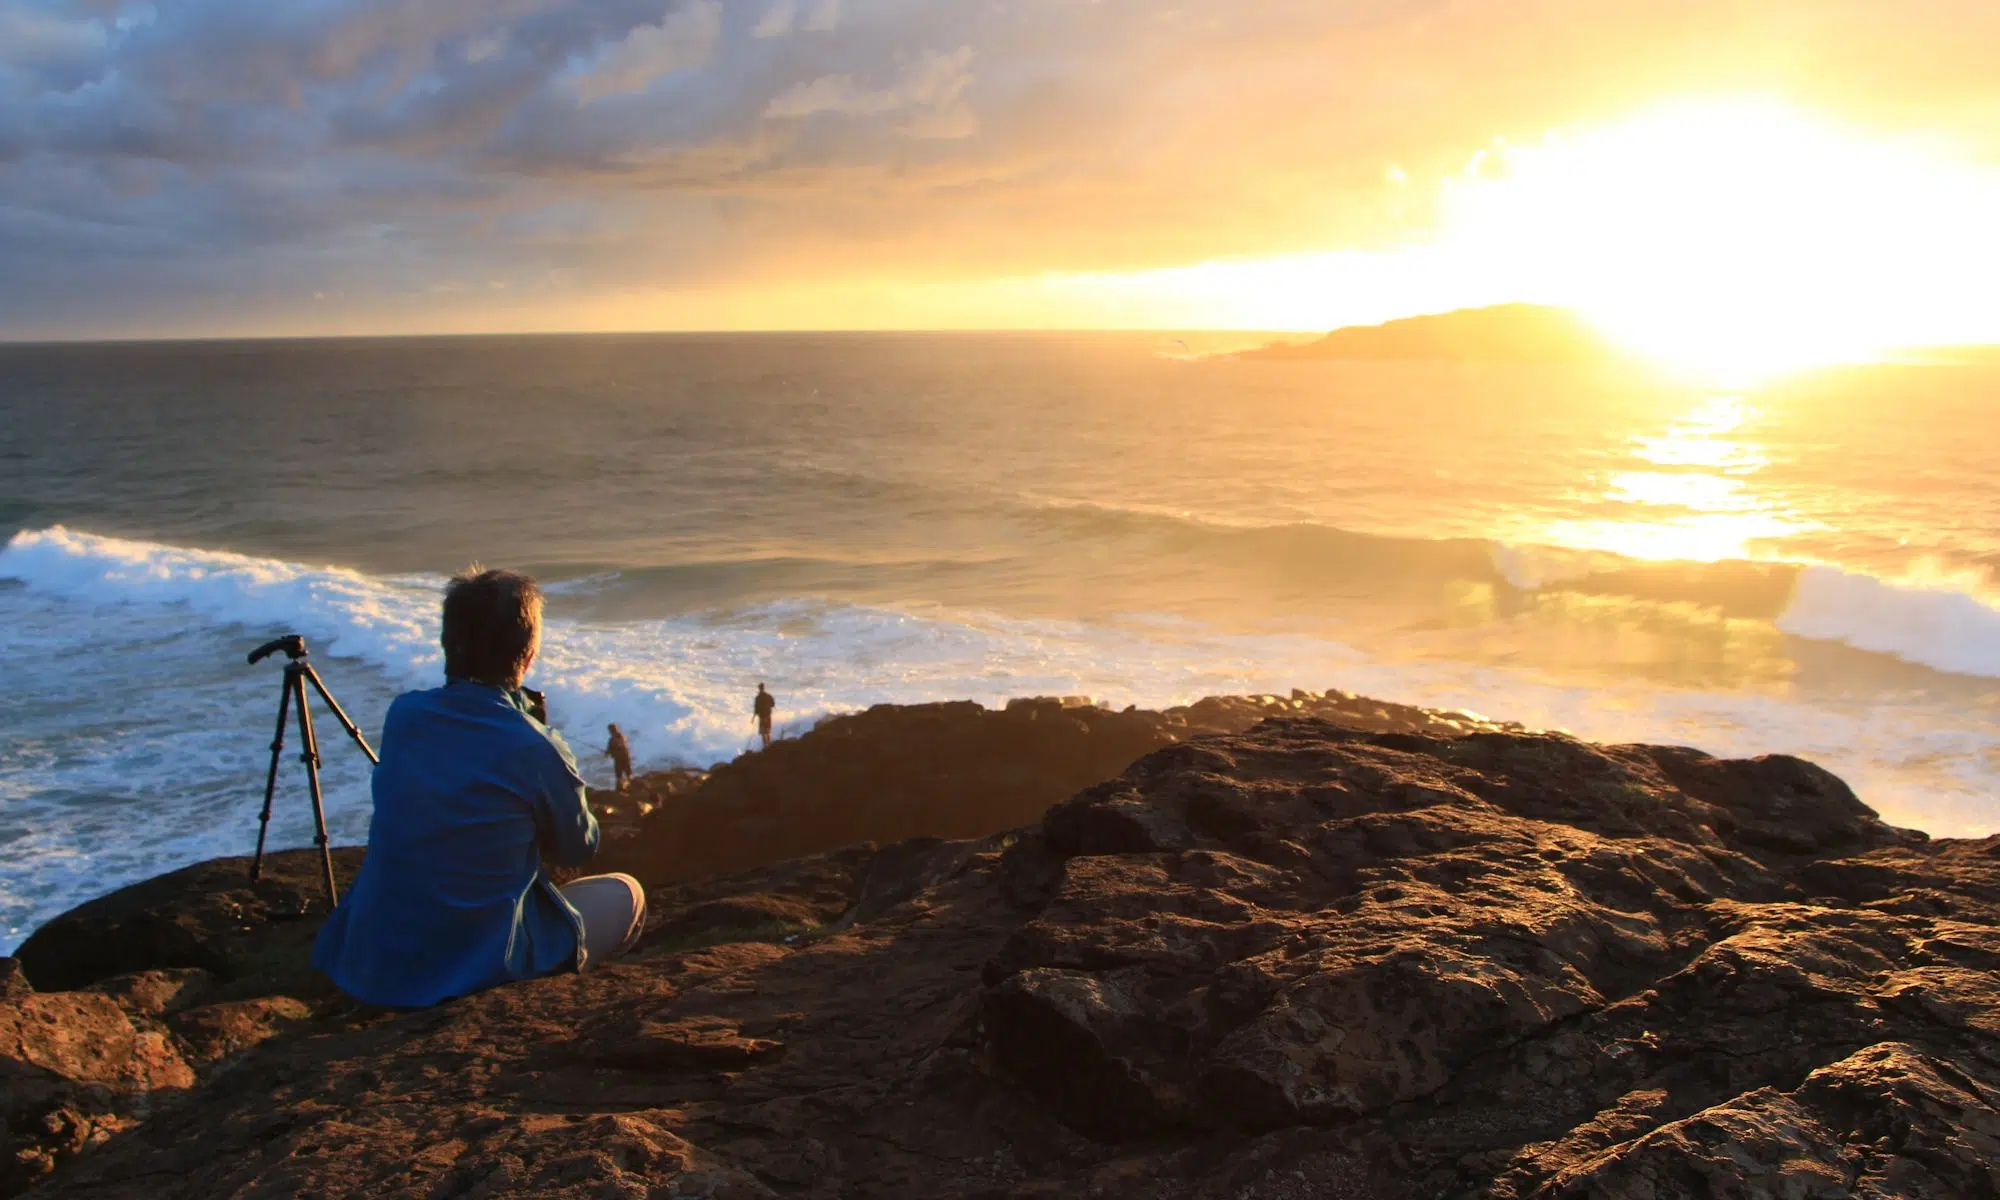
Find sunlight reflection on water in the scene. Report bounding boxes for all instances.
[1537,395,1813,562]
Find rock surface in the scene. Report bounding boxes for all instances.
[598,691,1511,883]
[5,850,362,1192]
[15,705,2000,1198]
[14,848,363,997]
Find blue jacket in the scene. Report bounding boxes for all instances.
[313,680,601,1007]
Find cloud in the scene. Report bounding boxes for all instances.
[751,1,794,39]
[2,0,1998,337]
[901,105,978,142]
[765,47,972,124]
[0,8,108,89]
[802,0,840,34]
[764,75,891,119]
[575,1,722,103]
[752,0,833,40]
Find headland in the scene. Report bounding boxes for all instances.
[1237,304,1627,363]
[6,689,1998,1198]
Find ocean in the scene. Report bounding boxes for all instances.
[4,331,1999,951]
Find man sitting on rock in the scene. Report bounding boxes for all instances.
[313,566,647,1008]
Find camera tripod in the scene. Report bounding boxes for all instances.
[247,634,377,905]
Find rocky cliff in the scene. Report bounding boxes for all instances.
[591,690,1512,884]
[9,701,2000,1198]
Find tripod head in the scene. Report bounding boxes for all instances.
[248,634,309,665]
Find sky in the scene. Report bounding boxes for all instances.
[4,0,2000,343]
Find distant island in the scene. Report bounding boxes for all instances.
[1240,302,1628,362]
[1238,304,2000,368]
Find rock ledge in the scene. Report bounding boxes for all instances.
[14,704,2000,1200]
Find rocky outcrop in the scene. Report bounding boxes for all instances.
[14,848,363,997]
[17,709,2000,1198]
[1,984,191,1191]
[979,725,1901,1135]
[598,691,1511,883]
[4,851,360,1192]
[0,962,324,1193]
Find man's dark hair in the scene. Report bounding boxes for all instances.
[442,566,543,687]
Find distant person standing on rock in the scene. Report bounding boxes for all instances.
[753,683,776,749]
[605,723,633,792]
[313,566,646,1009]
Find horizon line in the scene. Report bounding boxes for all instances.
[0,301,1574,348]
[0,326,1323,349]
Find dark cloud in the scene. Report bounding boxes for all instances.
[0,0,1995,337]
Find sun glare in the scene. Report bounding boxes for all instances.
[1034,97,2000,383]
[1441,98,2000,381]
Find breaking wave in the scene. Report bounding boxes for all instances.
[6,523,2000,949]
[1780,563,2000,678]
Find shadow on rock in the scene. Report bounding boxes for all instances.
[19,711,2000,1199]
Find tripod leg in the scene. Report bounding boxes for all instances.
[302,663,379,765]
[251,669,294,882]
[294,675,341,907]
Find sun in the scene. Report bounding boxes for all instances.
[1024,97,2000,383]
[1438,98,2000,382]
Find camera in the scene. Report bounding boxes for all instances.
[522,688,548,724]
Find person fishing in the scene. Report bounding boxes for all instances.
[605,723,633,792]
[313,566,646,1008]
[753,682,776,749]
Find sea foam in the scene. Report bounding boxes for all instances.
[5,525,2000,951]
[0,526,1377,768]
[1779,563,2000,679]
[0,526,442,689]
